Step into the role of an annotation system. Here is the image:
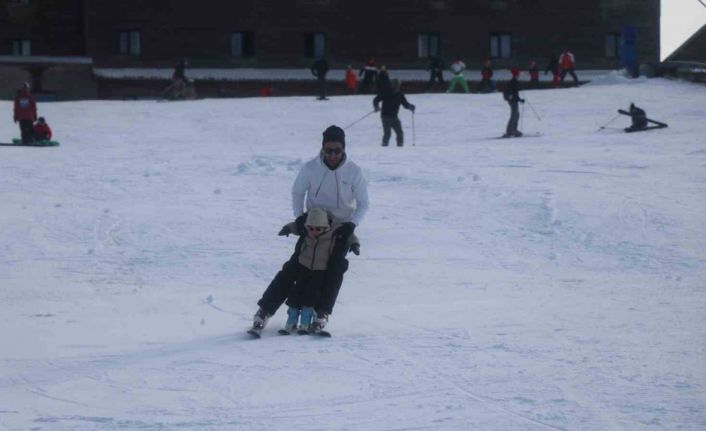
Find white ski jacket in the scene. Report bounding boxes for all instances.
[292,153,369,226]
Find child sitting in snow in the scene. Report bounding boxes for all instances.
[33,117,52,141]
[280,207,358,333]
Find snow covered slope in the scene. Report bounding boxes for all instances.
[1,77,705,430]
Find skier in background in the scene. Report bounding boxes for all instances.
[13,82,37,144]
[502,67,525,138]
[427,55,445,88]
[545,53,560,88]
[559,48,579,86]
[252,125,368,334]
[528,60,540,88]
[358,57,378,94]
[33,117,52,141]
[447,57,469,93]
[311,56,330,100]
[478,59,496,93]
[345,65,358,93]
[376,65,391,94]
[373,79,416,147]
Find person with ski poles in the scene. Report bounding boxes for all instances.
[502,67,525,138]
[252,125,369,334]
[373,79,415,147]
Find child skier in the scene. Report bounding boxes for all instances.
[33,117,52,141]
[447,57,469,93]
[281,207,352,333]
[502,68,525,138]
[373,79,415,147]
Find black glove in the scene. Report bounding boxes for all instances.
[294,213,308,236]
[520,99,525,104]
[374,106,380,112]
[335,222,356,240]
[278,225,291,236]
[349,243,360,256]
[410,105,416,113]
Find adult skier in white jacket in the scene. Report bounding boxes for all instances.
[252,125,368,332]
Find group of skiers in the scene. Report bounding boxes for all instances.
[13,82,53,144]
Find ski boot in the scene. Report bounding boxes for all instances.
[278,307,300,335]
[248,308,270,338]
[297,306,315,335]
[310,311,331,337]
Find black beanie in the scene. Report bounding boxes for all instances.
[322,125,345,148]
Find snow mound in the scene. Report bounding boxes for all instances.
[584,69,649,86]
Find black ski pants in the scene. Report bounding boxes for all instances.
[317,76,327,99]
[256,236,349,316]
[19,120,34,144]
[427,70,444,86]
[381,115,404,146]
[560,68,579,86]
[286,264,326,309]
[506,101,520,135]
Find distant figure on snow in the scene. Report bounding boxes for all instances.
[358,57,378,94]
[376,65,391,94]
[427,55,445,88]
[545,53,560,88]
[478,59,495,93]
[528,60,540,88]
[447,57,469,93]
[373,79,416,147]
[502,68,525,138]
[345,65,358,93]
[13,82,37,144]
[311,56,330,100]
[559,49,579,86]
[33,117,52,141]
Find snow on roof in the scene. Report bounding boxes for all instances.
[0,56,93,65]
[93,68,615,82]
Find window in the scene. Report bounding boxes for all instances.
[417,33,441,58]
[231,32,255,58]
[605,33,621,58]
[119,31,141,56]
[490,33,511,58]
[11,39,31,56]
[304,33,326,58]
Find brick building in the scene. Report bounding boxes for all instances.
[1,0,661,99]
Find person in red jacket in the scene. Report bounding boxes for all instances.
[33,117,52,141]
[13,82,37,144]
[478,59,495,93]
[345,65,358,93]
[559,49,579,86]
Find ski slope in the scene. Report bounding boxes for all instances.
[1,74,705,430]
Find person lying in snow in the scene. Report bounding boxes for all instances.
[252,208,359,334]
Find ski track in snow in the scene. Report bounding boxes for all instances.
[1,75,706,430]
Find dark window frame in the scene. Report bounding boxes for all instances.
[489,32,512,59]
[605,32,621,58]
[10,39,32,56]
[118,30,141,56]
[231,31,255,58]
[417,32,442,58]
[304,32,326,58]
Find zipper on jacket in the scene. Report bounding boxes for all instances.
[315,171,328,197]
[335,170,340,208]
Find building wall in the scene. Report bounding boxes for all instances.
[669,27,706,62]
[80,0,657,69]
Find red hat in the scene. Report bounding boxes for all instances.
[511,68,521,77]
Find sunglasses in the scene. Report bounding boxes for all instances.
[306,225,329,232]
[324,148,343,155]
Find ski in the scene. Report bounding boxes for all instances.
[3,139,60,147]
[246,328,263,338]
[624,125,668,133]
[310,329,332,338]
[278,328,293,335]
[491,132,542,140]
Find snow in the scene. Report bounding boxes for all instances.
[93,67,613,82]
[0,56,93,65]
[1,76,705,431]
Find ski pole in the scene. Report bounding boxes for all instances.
[597,113,621,131]
[520,102,525,133]
[525,99,542,121]
[343,110,376,130]
[412,111,416,146]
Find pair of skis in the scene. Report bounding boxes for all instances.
[247,326,331,338]
[617,109,668,133]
